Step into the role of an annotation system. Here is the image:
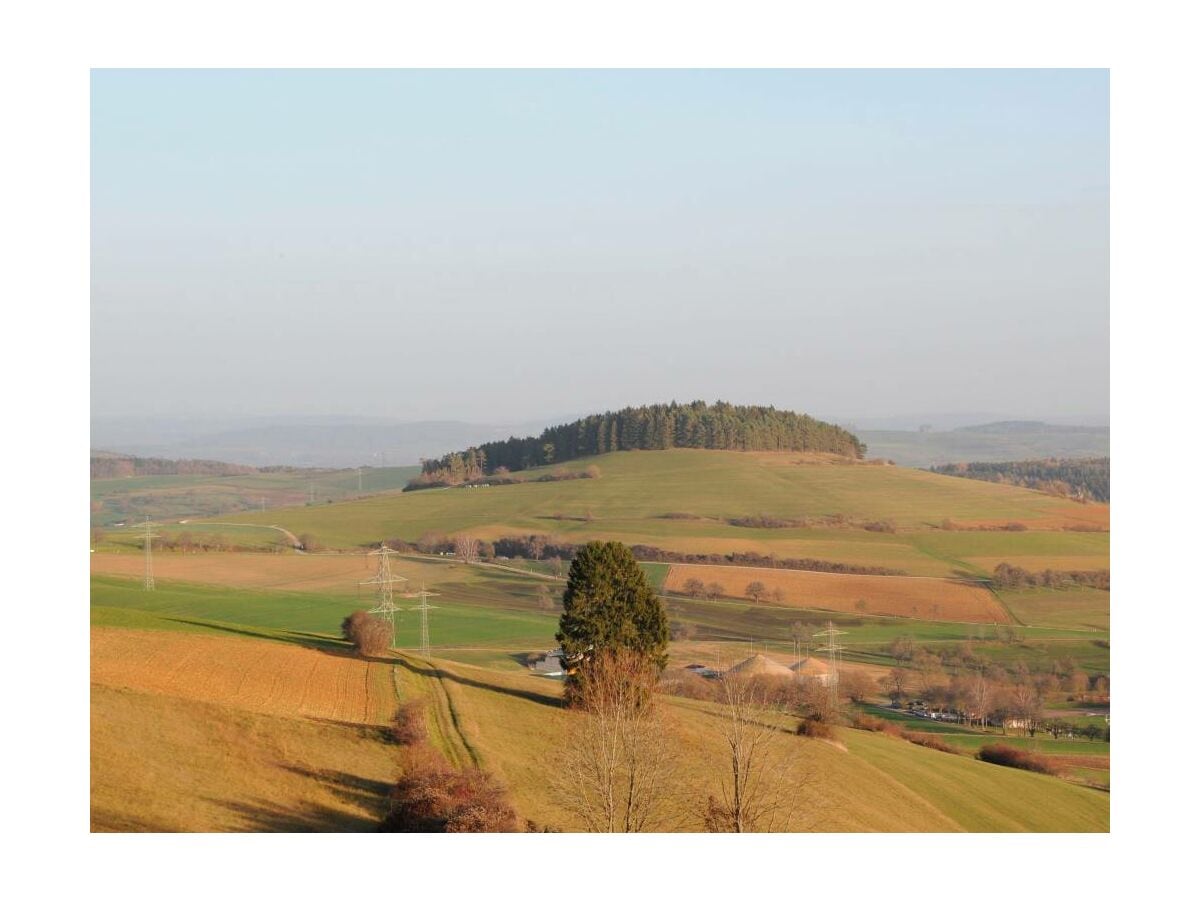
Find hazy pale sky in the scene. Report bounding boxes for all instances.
[92,69,1108,423]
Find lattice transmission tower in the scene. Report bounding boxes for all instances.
[405,584,440,659]
[141,517,159,591]
[813,619,847,706]
[359,544,409,649]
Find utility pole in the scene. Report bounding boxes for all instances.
[814,620,848,707]
[405,584,441,659]
[357,466,363,493]
[141,517,159,591]
[359,544,408,649]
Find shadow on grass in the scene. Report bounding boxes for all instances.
[163,617,346,652]
[394,655,563,710]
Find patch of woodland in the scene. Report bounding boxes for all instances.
[930,457,1109,503]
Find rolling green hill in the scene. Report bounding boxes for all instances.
[208,449,1108,579]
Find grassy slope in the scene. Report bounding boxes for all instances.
[211,450,1108,578]
[91,685,400,832]
[89,590,1107,832]
[392,653,1108,832]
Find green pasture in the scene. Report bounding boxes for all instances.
[208,450,1107,577]
[998,586,1110,630]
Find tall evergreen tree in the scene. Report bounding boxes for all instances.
[556,541,669,706]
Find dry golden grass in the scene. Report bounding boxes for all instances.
[664,564,1009,623]
[91,684,400,832]
[91,551,371,592]
[91,627,397,725]
[392,655,1106,831]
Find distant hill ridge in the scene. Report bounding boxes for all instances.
[413,401,864,487]
[90,453,344,480]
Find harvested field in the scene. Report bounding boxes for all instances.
[664,564,1009,624]
[92,684,399,832]
[91,627,397,725]
[90,551,372,593]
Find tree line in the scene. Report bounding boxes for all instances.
[414,400,865,484]
[91,454,258,479]
[991,562,1110,591]
[930,457,1109,503]
[380,531,904,576]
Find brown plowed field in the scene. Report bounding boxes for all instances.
[91,627,397,725]
[664,564,1009,623]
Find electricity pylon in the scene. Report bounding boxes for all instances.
[141,517,159,591]
[813,620,847,705]
[360,545,408,649]
[405,584,441,659]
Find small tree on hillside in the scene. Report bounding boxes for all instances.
[682,577,706,598]
[704,581,725,600]
[746,581,768,603]
[556,541,669,708]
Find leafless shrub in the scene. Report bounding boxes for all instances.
[703,674,816,832]
[341,610,391,655]
[390,699,428,746]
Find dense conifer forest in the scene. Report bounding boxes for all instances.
[930,457,1109,502]
[410,401,865,487]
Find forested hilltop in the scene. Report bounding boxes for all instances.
[410,402,864,488]
[930,457,1109,503]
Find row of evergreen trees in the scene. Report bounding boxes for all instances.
[418,401,865,480]
[930,457,1109,503]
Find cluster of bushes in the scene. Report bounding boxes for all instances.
[796,717,833,739]
[390,699,428,746]
[380,750,523,832]
[727,514,894,533]
[341,610,391,656]
[931,457,1109,503]
[977,744,1062,776]
[376,531,906,578]
[153,532,232,552]
[849,713,959,753]
[633,545,903,576]
[941,519,1028,532]
[992,562,1110,591]
[404,463,602,492]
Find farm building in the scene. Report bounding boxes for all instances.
[790,657,834,685]
[532,649,565,676]
[683,662,718,678]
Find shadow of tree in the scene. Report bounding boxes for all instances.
[163,617,346,652]
[395,656,563,710]
[209,765,395,832]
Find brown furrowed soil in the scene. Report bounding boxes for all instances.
[91,627,397,725]
[664,564,1009,623]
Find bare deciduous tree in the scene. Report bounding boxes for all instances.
[550,649,679,833]
[454,533,480,563]
[745,581,768,603]
[683,577,706,598]
[703,674,815,832]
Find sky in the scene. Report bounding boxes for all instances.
[92,69,1109,425]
